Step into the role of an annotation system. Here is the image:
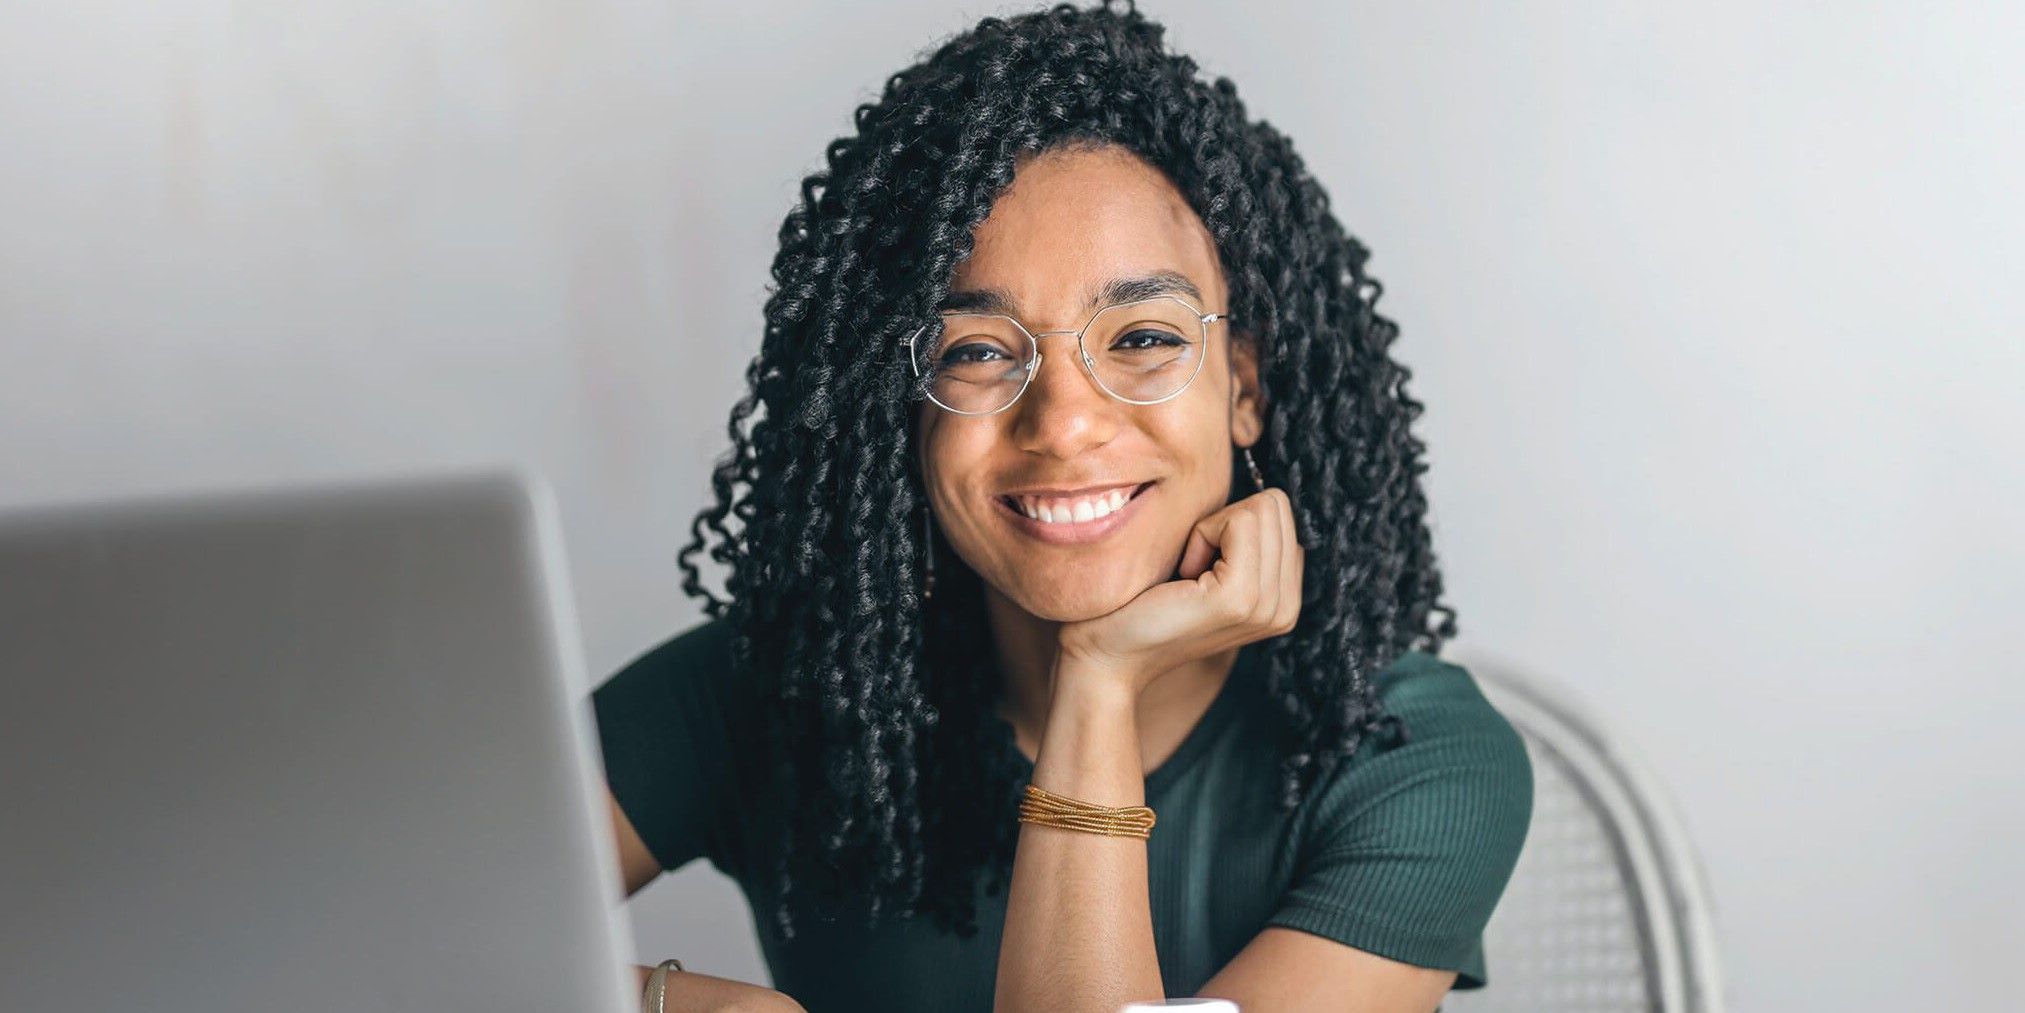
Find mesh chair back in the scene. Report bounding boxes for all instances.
[1440,658,1725,1013]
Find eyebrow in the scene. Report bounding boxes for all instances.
[938,270,1205,317]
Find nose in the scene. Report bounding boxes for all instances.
[1008,333,1120,459]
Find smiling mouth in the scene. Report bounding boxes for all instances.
[997,481,1155,528]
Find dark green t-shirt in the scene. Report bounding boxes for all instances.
[591,618,1531,1010]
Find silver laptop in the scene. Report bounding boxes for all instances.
[0,470,637,1013]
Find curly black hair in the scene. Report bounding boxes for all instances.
[675,0,1456,941]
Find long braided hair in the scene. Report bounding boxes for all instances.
[675,0,1456,940]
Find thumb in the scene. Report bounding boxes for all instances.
[1176,508,1234,580]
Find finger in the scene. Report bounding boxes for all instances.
[1273,490,1304,632]
[1202,507,1263,623]
[1177,502,1238,579]
[1176,519,1217,580]
[1252,493,1283,627]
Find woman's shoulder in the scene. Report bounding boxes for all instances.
[1368,649,1528,755]
[593,615,755,715]
[590,615,766,793]
[1305,648,1534,826]
[1268,650,1535,989]
[589,615,764,875]
[608,614,738,681]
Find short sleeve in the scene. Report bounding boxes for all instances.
[1265,652,1533,991]
[589,617,754,877]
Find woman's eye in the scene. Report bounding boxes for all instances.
[1112,329,1186,350]
[941,342,1009,365]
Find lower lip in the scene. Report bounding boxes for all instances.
[995,482,1155,545]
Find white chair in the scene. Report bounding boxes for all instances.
[1440,654,1727,1013]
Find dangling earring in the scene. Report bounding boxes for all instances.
[921,503,936,601]
[1242,445,1267,492]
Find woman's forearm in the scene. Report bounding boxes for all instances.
[993,662,1165,1013]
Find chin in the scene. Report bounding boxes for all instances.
[1013,576,1147,623]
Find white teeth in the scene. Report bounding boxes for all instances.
[1012,486,1137,525]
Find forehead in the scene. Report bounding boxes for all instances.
[945,145,1224,325]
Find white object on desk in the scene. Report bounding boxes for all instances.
[0,469,637,1013]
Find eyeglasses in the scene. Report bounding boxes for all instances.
[906,294,1233,416]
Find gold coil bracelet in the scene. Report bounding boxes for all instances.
[1017,783,1157,839]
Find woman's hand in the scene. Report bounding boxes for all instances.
[1056,487,1302,697]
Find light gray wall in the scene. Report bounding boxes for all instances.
[2,2,2019,1009]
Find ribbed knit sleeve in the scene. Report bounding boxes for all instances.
[1265,651,1533,990]
[588,618,751,878]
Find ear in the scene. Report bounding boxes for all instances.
[1228,330,1265,448]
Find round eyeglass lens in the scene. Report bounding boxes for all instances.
[915,314,1035,414]
[1082,296,1206,403]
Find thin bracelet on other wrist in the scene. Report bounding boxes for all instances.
[643,958,686,1013]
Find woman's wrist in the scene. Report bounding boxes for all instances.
[1044,663,1141,764]
[1049,654,1143,713]
[1033,657,1145,807]
[636,967,807,1013]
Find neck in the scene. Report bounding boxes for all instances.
[983,585,1240,774]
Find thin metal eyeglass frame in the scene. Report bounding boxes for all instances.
[905,294,1234,416]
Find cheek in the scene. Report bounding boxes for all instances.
[918,422,996,518]
[1152,395,1232,466]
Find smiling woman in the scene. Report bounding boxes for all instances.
[589,3,1530,1012]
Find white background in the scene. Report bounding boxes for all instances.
[2,2,2019,1009]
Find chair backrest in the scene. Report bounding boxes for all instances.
[1440,655,1726,1013]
